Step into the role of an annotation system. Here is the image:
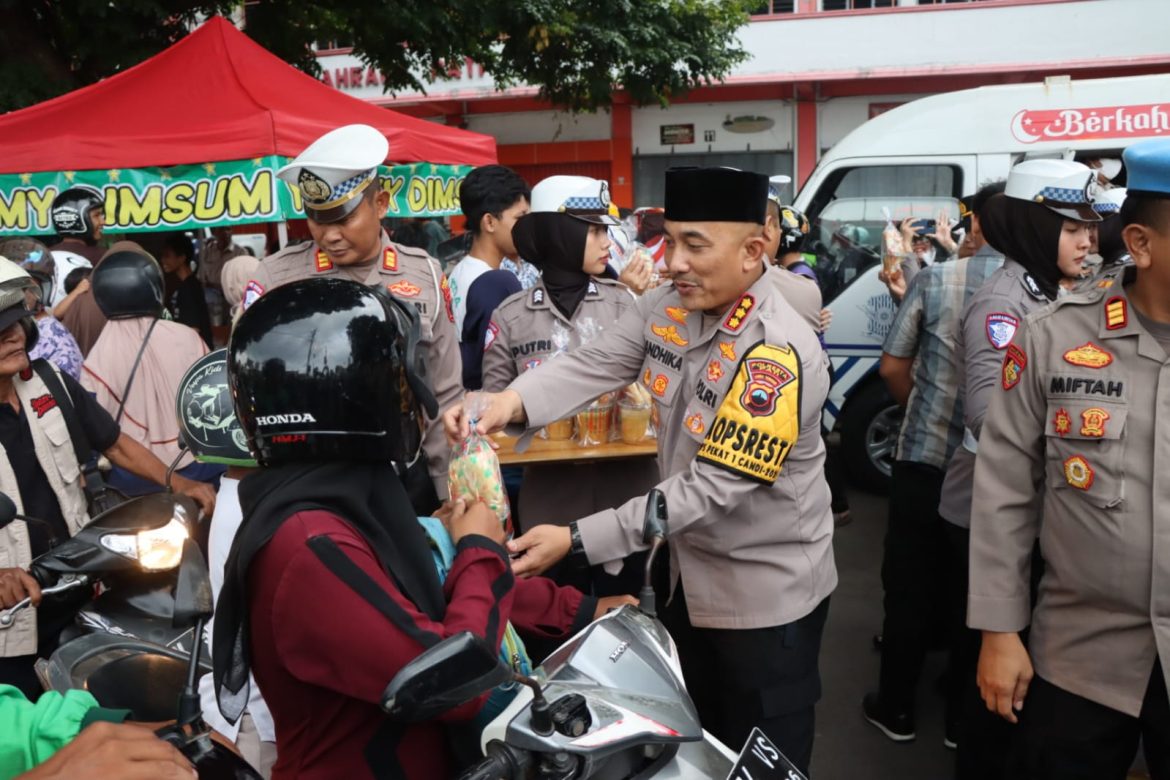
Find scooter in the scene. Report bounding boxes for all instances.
[0,492,260,778]
[381,490,808,780]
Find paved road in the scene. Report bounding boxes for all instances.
[809,486,955,780]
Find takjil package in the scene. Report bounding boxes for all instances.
[448,392,512,536]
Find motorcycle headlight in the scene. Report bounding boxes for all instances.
[100,517,189,571]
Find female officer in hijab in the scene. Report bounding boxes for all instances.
[481,176,659,599]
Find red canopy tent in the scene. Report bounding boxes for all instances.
[0,16,496,173]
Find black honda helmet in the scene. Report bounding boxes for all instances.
[177,350,256,467]
[92,250,165,320]
[227,278,438,469]
[777,206,811,254]
[51,186,104,241]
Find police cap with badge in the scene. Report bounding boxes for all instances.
[665,167,769,224]
[1004,158,1102,222]
[278,124,389,223]
[529,175,621,225]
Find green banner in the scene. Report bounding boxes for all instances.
[0,157,471,236]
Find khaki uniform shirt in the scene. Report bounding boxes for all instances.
[939,258,1049,527]
[250,234,461,500]
[482,279,659,527]
[969,269,1170,716]
[508,265,836,630]
[767,261,822,334]
[198,239,246,290]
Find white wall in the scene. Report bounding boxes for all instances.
[632,100,794,155]
[817,93,932,151]
[464,110,611,145]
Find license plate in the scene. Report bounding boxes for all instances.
[725,727,807,780]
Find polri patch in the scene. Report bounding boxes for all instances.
[685,413,705,435]
[651,374,670,397]
[985,313,1018,350]
[1105,296,1127,330]
[1063,455,1094,490]
[1063,342,1113,369]
[696,341,802,485]
[1079,407,1110,438]
[1002,344,1027,390]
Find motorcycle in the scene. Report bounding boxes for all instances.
[0,491,260,779]
[381,490,808,780]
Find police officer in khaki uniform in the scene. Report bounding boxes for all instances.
[969,139,1170,779]
[446,167,835,774]
[246,125,461,512]
[482,175,659,595]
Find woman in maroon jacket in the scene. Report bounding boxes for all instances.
[212,278,626,779]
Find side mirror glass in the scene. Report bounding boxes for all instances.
[172,538,214,629]
[0,494,17,531]
[642,488,668,544]
[381,631,511,722]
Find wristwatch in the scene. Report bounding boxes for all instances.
[568,521,586,558]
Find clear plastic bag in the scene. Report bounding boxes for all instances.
[539,322,575,441]
[881,207,904,277]
[448,392,512,537]
[617,383,655,444]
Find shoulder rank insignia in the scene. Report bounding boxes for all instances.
[315,250,333,272]
[387,279,421,298]
[665,306,689,324]
[587,281,599,296]
[1097,278,1114,290]
[651,323,689,347]
[439,275,454,322]
[1105,296,1127,330]
[1022,272,1046,301]
[707,360,724,382]
[696,341,801,486]
[1063,455,1094,490]
[382,246,398,272]
[685,413,705,436]
[532,288,545,306]
[1080,407,1110,438]
[1063,342,1113,369]
[722,294,756,332]
[1002,344,1027,390]
[985,313,1019,351]
[1053,407,1071,437]
[719,342,737,362]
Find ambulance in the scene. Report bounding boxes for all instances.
[794,73,1170,491]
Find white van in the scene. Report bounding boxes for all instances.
[794,73,1170,491]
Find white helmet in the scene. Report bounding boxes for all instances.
[1004,159,1101,222]
[0,257,40,351]
[1093,187,1127,217]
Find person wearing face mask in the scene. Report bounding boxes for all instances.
[969,138,1170,780]
[481,176,659,597]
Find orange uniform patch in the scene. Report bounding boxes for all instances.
[1002,344,1027,390]
[1079,407,1110,438]
[439,275,454,322]
[707,361,724,382]
[651,374,669,397]
[719,342,737,362]
[685,413,705,435]
[1053,407,1072,437]
[1105,296,1127,330]
[665,306,689,324]
[651,323,689,347]
[1063,342,1113,369]
[387,279,421,297]
[382,246,398,272]
[1063,455,1094,490]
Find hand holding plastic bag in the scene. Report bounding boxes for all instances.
[448,392,512,536]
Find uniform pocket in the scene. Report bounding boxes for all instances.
[40,414,82,485]
[1043,401,1127,509]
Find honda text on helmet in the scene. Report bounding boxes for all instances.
[227,278,438,470]
[51,186,105,243]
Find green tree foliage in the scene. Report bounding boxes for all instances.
[0,0,750,113]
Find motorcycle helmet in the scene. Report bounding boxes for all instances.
[92,250,165,320]
[0,257,41,353]
[227,278,438,469]
[51,186,105,241]
[177,350,256,467]
[777,206,811,254]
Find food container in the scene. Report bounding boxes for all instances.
[618,400,652,444]
[544,418,575,441]
[576,402,614,446]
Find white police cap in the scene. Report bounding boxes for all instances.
[1004,159,1101,222]
[530,175,620,225]
[277,125,389,223]
[1093,187,1127,216]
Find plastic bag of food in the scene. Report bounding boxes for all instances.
[617,382,655,444]
[539,322,575,441]
[881,207,904,277]
[448,392,512,536]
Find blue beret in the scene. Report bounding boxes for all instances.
[1123,139,1170,199]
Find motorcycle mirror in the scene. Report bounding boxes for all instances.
[381,631,511,722]
[0,494,16,531]
[172,538,214,629]
[641,488,668,545]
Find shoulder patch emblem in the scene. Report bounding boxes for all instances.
[242,280,264,310]
[719,342,737,362]
[30,394,57,419]
[387,279,421,298]
[1002,344,1027,391]
[314,250,333,272]
[1053,407,1072,437]
[696,341,802,485]
[665,306,689,324]
[985,313,1019,350]
[484,321,500,352]
[1063,342,1113,369]
[651,323,689,347]
[685,413,706,436]
[707,360,724,382]
[525,358,542,371]
[1063,455,1094,490]
[382,246,398,272]
[1079,407,1110,438]
[1097,278,1114,290]
[439,275,454,322]
[722,294,756,332]
[651,374,670,397]
[1022,273,1045,300]
[1105,296,1127,330]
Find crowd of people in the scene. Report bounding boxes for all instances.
[0,119,1165,780]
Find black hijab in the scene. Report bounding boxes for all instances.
[512,212,591,319]
[980,193,1067,300]
[212,460,445,723]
